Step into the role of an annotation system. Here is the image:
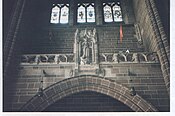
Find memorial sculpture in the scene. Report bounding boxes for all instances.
[74,28,98,65]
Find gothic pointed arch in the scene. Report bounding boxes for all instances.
[20,75,157,112]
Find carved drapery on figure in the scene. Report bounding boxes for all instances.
[74,28,98,65]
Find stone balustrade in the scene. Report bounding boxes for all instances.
[21,54,74,64]
[99,52,159,63]
[20,52,159,65]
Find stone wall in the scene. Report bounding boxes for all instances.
[132,0,155,52]
[6,64,75,111]
[121,0,136,24]
[22,25,144,54]
[7,61,169,111]
[3,0,170,112]
[100,63,169,111]
[132,0,170,95]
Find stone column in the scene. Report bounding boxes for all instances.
[74,40,79,68]
[4,0,26,78]
[145,0,170,95]
[149,0,170,61]
[3,0,26,111]
[91,42,95,64]
[69,0,76,26]
[120,0,129,24]
[94,43,99,64]
[120,0,136,24]
[95,0,103,25]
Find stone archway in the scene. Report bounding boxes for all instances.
[20,75,158,112]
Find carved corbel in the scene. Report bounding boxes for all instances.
[69,69,74,77]
[96,68,105,77]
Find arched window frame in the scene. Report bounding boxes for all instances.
[50,3,69,24]
[103,1,123,23]
[77,2,96,23]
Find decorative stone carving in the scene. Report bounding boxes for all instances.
[74,28,98,65]
[131,53,138,62]
[147,53,159,62]
[118,53,127,62]
[100,52,159,63]
[80,37,90,64]
[112,54,118,62]
[20,52,159,65]
[96,68,105,77]
[134,23,143,45]
[69,69,74,77]
[102,53,107,62]
[21,54,74,64]
[138,53,147,62]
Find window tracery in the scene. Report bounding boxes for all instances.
[103,2,122,22]
[77,3,95,23]
[50,4,69,24]
[50,1,123,25]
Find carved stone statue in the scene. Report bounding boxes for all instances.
[112,54,118,62]
[132,53,138,62]
[86,28,97,43]
[80,37,90,64]
[148,53,159,62]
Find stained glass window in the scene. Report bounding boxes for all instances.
[50,5,60,24]
[103,4,113,22]
[77,3,95,23]
[50,4,69,24]
[87,4,95,22]
[60,5,69,24]
[103,2,122,23]
[113,3,122,22]
[77,4,86,23]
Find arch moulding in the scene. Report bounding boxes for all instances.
[20,75,158,112]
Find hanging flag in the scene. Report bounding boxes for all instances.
[120,23,123,43]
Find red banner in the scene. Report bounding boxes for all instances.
[120,24,123,43]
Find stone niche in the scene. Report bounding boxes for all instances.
[74,28,99,66]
